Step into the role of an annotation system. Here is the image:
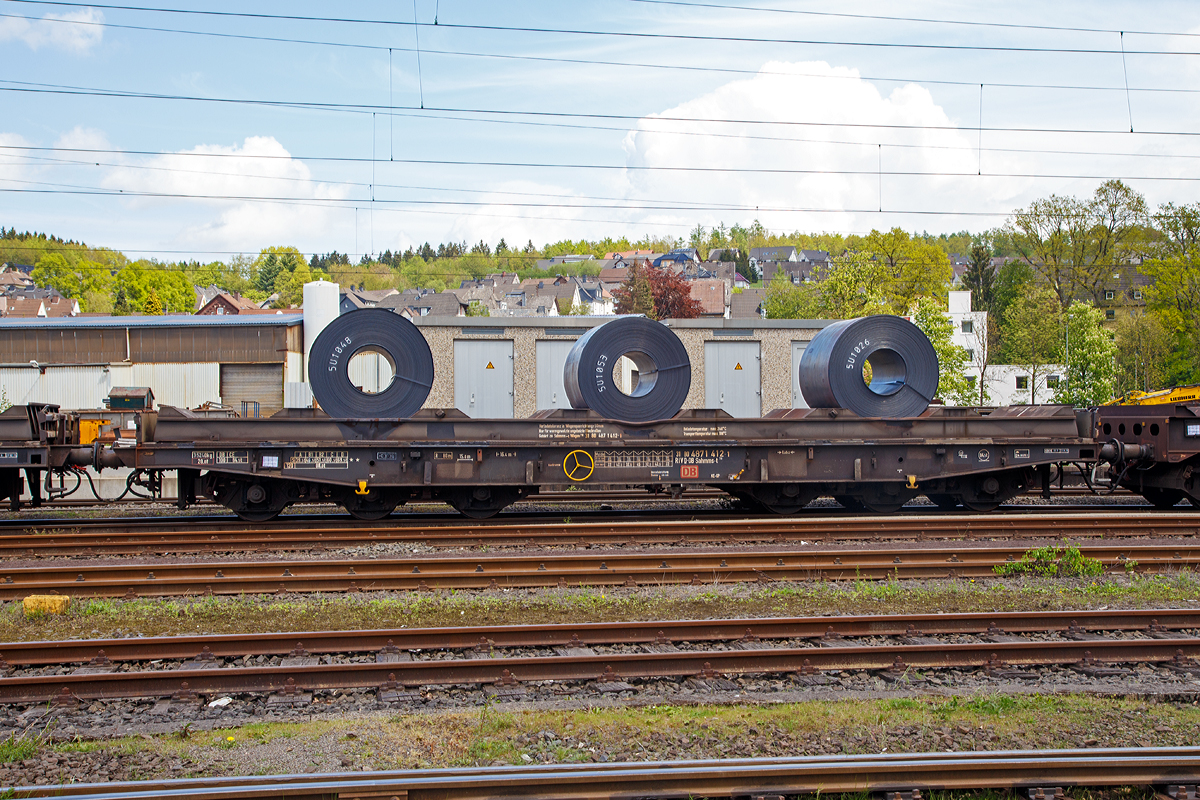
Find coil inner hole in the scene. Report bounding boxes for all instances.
[348,347,396,395]
[862,348,906,396]
[614,350,659,398]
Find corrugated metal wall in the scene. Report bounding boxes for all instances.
[0,325,297,364]
[0,363,223,409]
[220,364,284,417]
[347,351,392,394]
[124,363,221,409]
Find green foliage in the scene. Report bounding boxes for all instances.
[862,227,953,313]
[253,246,306,295]
[1055,301,1118,405]
[1114,311,1173,395]
[31,253,113,310]
[465,301,490,317]
[141,288,164,316]
[910,296,973,405]
[999,286,1063,402]
[111,262,195,315]
[993,542,1103,578]
[0,730,42,763]
[612,262,655,317]
[817,251,889,318]
[763,269,817,319]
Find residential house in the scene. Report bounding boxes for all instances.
[339,288,400,314]
[0,288,80,318]
[749,246,798,268]
[689,278,729,318]
[574,278,615,315]
[384,291,467,319]
[729,288,766,320]
[519,276,581,314]
[195,292,276,316]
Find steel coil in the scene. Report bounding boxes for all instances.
[798,315,939,417]
[563,317,691,421]
[308,309,434,418]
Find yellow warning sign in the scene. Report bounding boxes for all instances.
[486,362,494,369]
[734,363,743,370]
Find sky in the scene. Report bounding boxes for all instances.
[2,0,1200,261]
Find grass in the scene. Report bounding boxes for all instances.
[0,732,40,763]
[20,694,1200,781]
[994,541,1104,578]
[0,571,1195,641]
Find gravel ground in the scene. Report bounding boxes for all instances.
[0,677,1197,786]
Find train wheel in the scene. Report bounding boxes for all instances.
[926,494,961,511]
[444,487,521,519]
[215,478,294,522]
[750,484,817,515]
[342,488,401,520]
[1142,487,1186,509]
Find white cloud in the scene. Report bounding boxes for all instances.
[0,9,104,54]
[620,60,988,234]
[101,136,351,252]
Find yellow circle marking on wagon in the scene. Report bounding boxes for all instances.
[563,450,594,482]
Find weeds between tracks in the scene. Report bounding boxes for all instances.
[0,573,1197,641]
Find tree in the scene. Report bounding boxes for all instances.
[141,288,164,316]
[961,244,995,312]
[1114,310,1172,395]
[817,251,890,319]
[1000,286,1063,404]
[991,260,1034,339]
[910,296,974,406]
[1009,193,1089,309]
[252,246,305,295]
[647,266,703,319]
[1009,181,1148,309]
[734,247,755,283]
[862,228,953,313]
[1055,301,1118,406]
[763,268,818,319]
[613,262,655,316]
[31,253,112,311]
[1141,201,1200,383]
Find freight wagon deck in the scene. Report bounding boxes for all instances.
[0,403,1095,519]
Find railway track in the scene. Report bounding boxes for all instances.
[2,510,1195,557]
[6,749,1199,800]
[1,542,1196,598]
[2,608,1199,704]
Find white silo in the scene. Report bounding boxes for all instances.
[302,280,340,381]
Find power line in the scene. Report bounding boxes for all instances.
[6,1,1200,55]
[625,0,1199,39]
[9,150,1200,183]
[5,105,1200,168]
[7,11,1200,98]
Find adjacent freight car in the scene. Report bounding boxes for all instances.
[0,313,1189,519]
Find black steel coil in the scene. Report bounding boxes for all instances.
[308,309,434,418]
[563,317,691,421]
[798,314,939,417]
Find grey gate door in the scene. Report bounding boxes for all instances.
[454,339,514,418]
[536,339,576,410]
[220,364,283,418]
[791,340,810,408]
[704,340,760,417]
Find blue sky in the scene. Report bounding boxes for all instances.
[2,0,1200,260]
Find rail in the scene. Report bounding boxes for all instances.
[5,748,1199,799]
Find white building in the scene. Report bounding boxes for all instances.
[945,290,1063,406]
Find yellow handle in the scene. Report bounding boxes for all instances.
[355,480,370,496]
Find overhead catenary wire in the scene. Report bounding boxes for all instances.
[6,0,1200,55]
[4,12,1200,99]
